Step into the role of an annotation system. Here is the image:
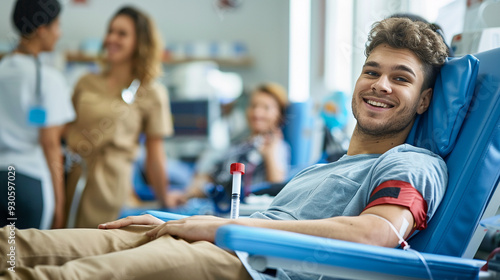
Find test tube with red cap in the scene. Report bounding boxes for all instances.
[230,163,245,219]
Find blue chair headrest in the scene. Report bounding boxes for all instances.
[406,55,480,158]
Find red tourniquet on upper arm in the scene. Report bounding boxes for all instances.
[363,180,428,232]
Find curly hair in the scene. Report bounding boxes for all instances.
[106,6,163,84]
[365,17,449,90]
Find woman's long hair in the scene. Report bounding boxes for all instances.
[105,6,163,84]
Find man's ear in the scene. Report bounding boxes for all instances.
[417,88,433,115]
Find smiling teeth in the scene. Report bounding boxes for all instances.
[367,100,390,108]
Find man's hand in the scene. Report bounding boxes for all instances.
[98,214,164,230]
[145,215,232,243]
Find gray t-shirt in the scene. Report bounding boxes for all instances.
[249,144,447,280]
[251,144,447,222]
[248,144,447,280]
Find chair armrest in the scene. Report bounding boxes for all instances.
[216,225,484,280]
[143,210,189,222]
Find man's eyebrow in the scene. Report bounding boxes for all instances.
[363,61,417,78]
[393,64,416,78]
[363,61,380,68]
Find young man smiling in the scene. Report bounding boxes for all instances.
[0,17,449,280]
[350,46,434,154]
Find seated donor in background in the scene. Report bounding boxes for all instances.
[183,82,290,205]
[0,17,449,280]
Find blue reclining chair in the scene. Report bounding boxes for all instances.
[213,49,500,279]
[148,49,500,279]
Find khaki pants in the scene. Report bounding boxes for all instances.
[0,225,251,280]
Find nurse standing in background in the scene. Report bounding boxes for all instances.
[0,0,75,229]
[65,6,182,228]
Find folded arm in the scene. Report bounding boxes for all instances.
[100,203,414,248]
[234,204,414,247]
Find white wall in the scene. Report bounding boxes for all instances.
[464,0,500,31]
[0,0,289,90]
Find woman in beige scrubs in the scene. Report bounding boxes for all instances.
[65,6,182,228]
